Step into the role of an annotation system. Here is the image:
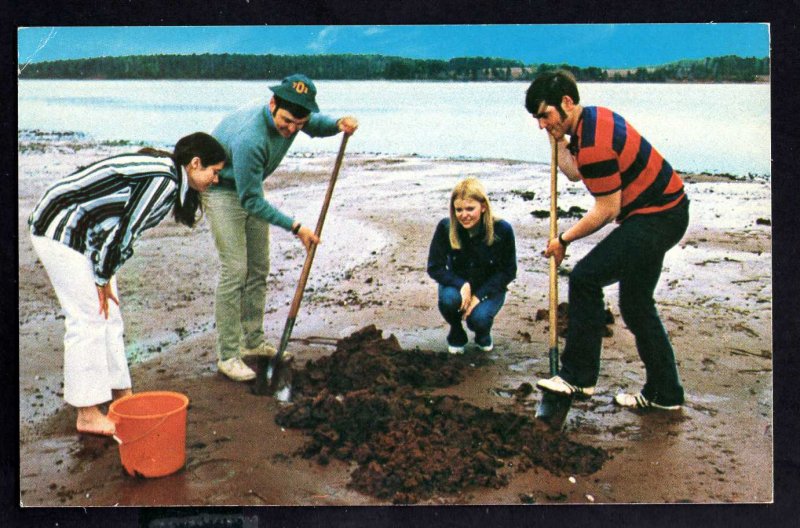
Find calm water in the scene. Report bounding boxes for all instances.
[18,80,770,175]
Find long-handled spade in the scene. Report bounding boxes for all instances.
[534,134,573,430]
[252,133,350,402]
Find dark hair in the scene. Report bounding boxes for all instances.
[273,95,311,119]
[525,70,580,120]
[138,132,226,228]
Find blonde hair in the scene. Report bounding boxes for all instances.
[448,177,495,249]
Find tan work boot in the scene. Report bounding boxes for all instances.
[240,341,278,358]
[217,357,256,381]
[240,342,292,360]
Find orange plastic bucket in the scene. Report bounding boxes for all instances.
[108,391,189,478]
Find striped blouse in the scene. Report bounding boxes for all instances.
[28,153,187,286]
[571,106,686,221]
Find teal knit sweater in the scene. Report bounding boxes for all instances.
[212,103,340,230]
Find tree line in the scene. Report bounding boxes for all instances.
[606,56,770,83]
[19,53,769,83]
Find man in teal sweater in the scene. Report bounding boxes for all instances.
[205,74,358,381]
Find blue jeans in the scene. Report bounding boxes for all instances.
[202,188,270,361]
[438,284,506,346]
[559,199,689,405]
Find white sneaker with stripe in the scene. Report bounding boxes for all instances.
[614,392,681,410]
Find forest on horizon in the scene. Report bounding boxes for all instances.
[19,53,770,83]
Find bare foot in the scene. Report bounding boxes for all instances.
[112,388,133,401]
[76,405,116,436]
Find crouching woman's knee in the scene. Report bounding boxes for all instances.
[438,285,462,316]
[466,311,493,335]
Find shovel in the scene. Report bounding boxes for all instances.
[252,133,350,401]
[534,134,573,430]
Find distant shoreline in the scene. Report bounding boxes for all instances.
[18,53,770,84]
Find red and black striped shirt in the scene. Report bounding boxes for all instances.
[571,106,686,222]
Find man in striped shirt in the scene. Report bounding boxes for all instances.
[525,70,690,413]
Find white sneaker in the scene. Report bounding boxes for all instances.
[217,357,256,381]
[536,375,595,399]
[240,342,278,358]
[476,338,494,353]
[447,344,465,354]
[614,392,681,410]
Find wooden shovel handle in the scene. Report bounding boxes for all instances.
[286,133,350,319]
[548,134,560,373]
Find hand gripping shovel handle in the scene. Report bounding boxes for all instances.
[252,133,350,398]
[536,134,572,430]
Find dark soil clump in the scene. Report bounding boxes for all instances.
[531,206,587,219]
[290,325,485,396]
[277,325,608,503]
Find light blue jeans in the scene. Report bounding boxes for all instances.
[203,188,270,361]
[438,284,506,347]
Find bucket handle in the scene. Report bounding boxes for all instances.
[113,415,169,446]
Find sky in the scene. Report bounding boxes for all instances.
[17,24,770,69]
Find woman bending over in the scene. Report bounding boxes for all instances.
[28,132,225,436]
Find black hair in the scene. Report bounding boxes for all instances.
[138,132,226,228]
[273,95,311,119]
[525,70,580,120]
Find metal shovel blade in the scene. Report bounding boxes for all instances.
[251,356,271,396]
[535,391,573,431]
[267,355,293,403]
[250,353,293,402]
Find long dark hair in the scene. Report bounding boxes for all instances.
[138,132,226,227]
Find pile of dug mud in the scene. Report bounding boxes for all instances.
[276,326,608,504]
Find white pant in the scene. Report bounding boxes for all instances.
[30,235,132,407]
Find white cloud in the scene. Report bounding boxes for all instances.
[307,26,341,53]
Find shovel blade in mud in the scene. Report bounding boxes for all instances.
[251,356,271,396]
[250,355,294,402]
[535,392,572,431]
[268,355,294,403]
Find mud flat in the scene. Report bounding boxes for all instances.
[278,326,607,503]
[18,132,772,506]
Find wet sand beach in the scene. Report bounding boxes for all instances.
[18,131,772,505]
